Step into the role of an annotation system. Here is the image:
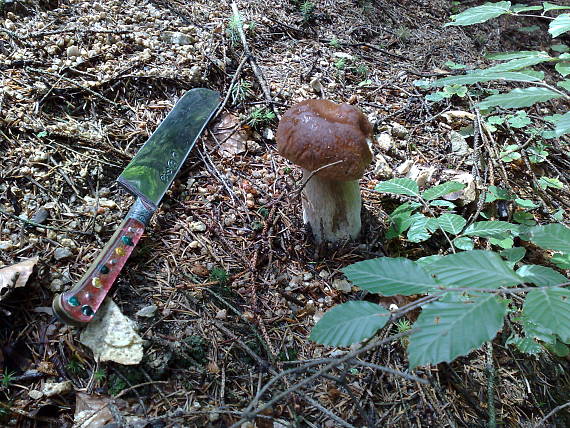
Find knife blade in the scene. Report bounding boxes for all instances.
[52,88,220,325]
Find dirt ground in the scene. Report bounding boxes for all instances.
[1,0,570,426]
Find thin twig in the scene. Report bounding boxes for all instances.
[534,401,570,427]
[0,206,92,235]
[26,67,129,110]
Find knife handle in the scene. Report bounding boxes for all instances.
[52,199,153,325]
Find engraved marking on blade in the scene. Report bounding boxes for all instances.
[160,150,180,183]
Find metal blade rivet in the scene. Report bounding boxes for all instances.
[100,265,110,274]
[115,247,126,257]
[92,278,102,288]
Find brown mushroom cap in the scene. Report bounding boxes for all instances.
[276,99,373,181]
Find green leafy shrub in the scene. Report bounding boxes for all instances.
[311,223,570,367]
[422,1,570,137]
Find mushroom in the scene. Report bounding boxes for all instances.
[276,99,373,243]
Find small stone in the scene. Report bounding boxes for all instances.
[389,304,399,311]
[373,154,392,179]
[309,76,323,94]
[262,128,274,141]
[391,122,409,139]
[332,279,352,292]
[376,133,394,152]
[66,45,80,58]
[28,390,44,400]
[318,270,329,279]
[189,221,207,232]
[189,240,201,249]
[242,311,255,322]
[450,131,470,157]
[161,31,193,45]
[60,238,75,248]
[303,272,313,281]
[50,278,64,293]
[209,410,220,422]
[215,309,227,319]
[396,160,414,175]
[42,380,73,397]
[0,240,14,250]
[136,305,157,318]
[54,247,73,261]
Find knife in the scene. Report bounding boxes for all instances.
[52,88,220,325]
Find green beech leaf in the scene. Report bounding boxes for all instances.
[408,295,507,367]
[407,214,432,243]
[549,13,570,38]
[425,250,523,288]
[483,55,552,73]
[485,185,514,202]
[538,176,564,189]
[375,178,420,197]
[463,221,519,238]
[511,5,542,12]
[309,301,390,346]
[500,247,526,263]
[422,181,465,201]
[555,61,570,77]
[505,334,542,354]
[453,236,474,250]
[544,2,570,12]
[478,87,563,109]
[558,79,570,90]
[342,257,437,296]
[529,223,570,252]
[515,198,538,209]
[486,51,546,60]
[445,2,511,27]
[490,236,515,249]
[430,71,544,87]
[524,287,570,342]
[437,213,467,234]
[544,340,570,357]
[554,111,570,136]
[551,253,570,269]
[517,265,568,286]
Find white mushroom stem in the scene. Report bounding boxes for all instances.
[301,169,362,244]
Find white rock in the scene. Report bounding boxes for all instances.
[373,154,392,179]
[189,221,207,232]
[376,133,394,152]
[0,241,14,250]
[54,247,73,260]
[396,160,414,175]
[41,380,73,397]
[136,304,157,318]
[391,122,409,139]
[215,309,227,319]
[450,131,470,157]
[66,45,80,58]
[332,279,352,292]
[28,390,43,400]
[303,272,313,281]
[309,76,323,94]
[80,299,143,365]
[50,278,64,292]
[161,31,193,45]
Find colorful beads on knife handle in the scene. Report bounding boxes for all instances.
[54,217,145,325]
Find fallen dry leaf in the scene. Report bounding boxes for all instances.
[0,257,38,299]
[212,112,249,157]
[74,392,116,428]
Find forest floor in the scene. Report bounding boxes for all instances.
[1,0,570,427]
